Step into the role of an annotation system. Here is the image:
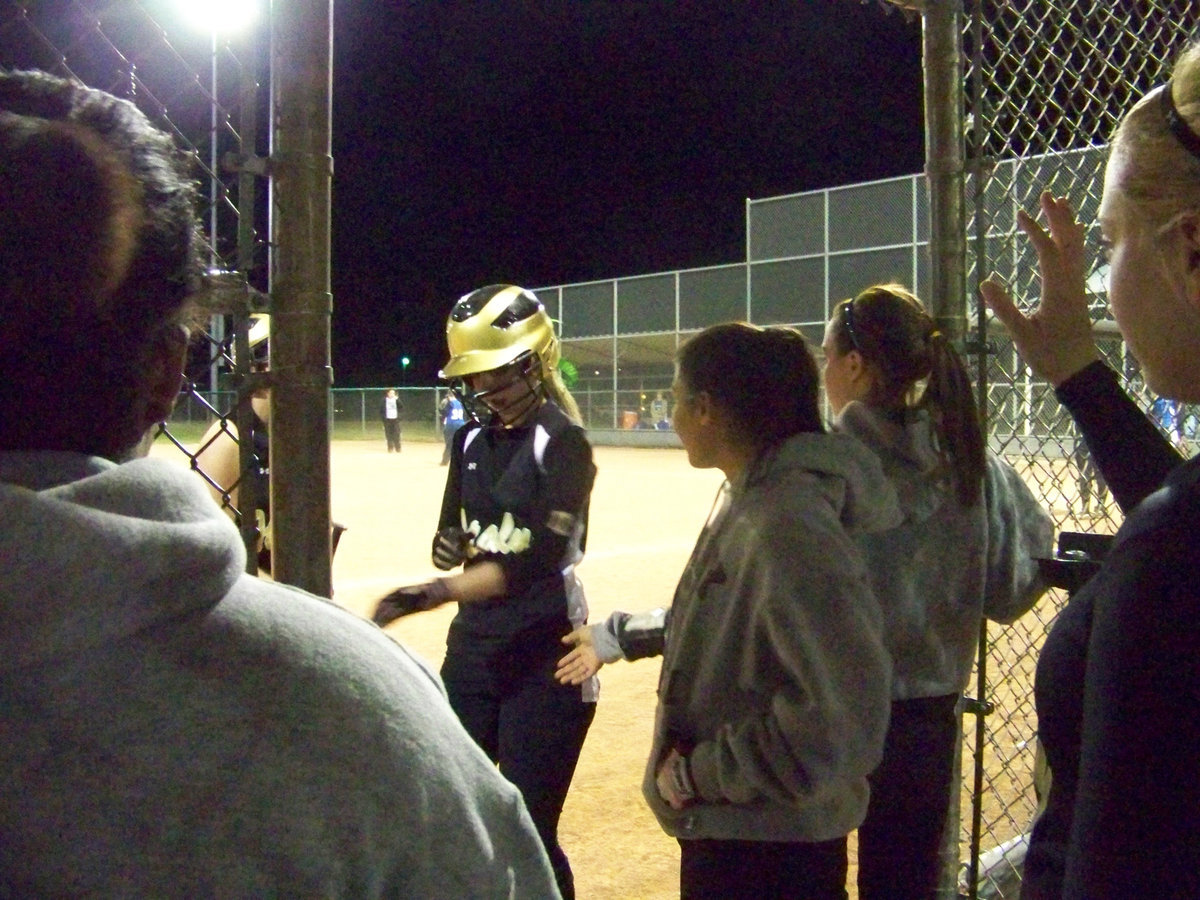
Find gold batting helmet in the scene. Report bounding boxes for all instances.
[440,284,559,381]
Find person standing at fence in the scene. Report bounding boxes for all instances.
[380,387,403,452]
[439,390,466,464]
[373,284,597,900]
[980,42,1200,899]
[821,284,1054,900]
[194,330,346,573]
[556,322,899,900]
[0,71,559,897]
[1072,432,1108,517]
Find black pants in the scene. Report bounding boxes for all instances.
[445,674,595,900]
[679,836,848,899]
[857,693,960,900]
[383,418,401,451]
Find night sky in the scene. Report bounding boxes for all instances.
[329,2,924,386]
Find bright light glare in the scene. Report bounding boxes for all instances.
[176,0,259,35]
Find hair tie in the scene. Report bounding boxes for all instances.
[1161,82,1200,163]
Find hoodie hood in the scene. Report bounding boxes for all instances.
[738,430,902,537]
[0,452,245,672]
[834,401,948,523]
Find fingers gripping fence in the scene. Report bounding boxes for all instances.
[1,2,335,593]
[874,1,1200,897]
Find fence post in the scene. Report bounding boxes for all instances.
[268,0,334,596]
[914,0,971,896]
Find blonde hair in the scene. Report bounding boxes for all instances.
[1109,42,1200,228]
[544,368,582,425]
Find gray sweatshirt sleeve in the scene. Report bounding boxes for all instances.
[592,608,669,662]
[981,454,1056,623]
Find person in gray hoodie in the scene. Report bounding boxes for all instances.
[822,283,1054,900]
[0,69,559,899]
[557,322,899,900]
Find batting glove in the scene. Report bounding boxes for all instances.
[372,579,452,626]
[432,526,471,571]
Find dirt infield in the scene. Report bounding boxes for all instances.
[161,435,1074,897]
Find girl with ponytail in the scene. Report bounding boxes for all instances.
[822,283,1054,900]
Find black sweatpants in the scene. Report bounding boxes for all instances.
[382,418,401,451]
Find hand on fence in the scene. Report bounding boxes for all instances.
[979,191,1100,387]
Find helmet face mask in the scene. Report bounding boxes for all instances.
[453,351,544,428]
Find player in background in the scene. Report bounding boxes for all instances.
[822,283,1054,900]
[439,389,466,464]
[373,284,597,900]
[380,387,403,452]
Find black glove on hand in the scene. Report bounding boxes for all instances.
[432,526,471,571]
[372,579,452,626]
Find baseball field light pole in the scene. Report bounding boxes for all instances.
[175,1,259,395]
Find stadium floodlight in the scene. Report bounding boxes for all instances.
[175,0,259,35]
[175,1,262,393]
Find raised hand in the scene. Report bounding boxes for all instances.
[979,191,1101,386]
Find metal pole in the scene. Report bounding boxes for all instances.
[234,17,265,576]
[923,0,967,337]
[269,0,334,596]
[208,31,225,400]
[919,2,969,897]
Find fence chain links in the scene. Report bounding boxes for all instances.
[962,3,1199,896]
[1,0,269,568]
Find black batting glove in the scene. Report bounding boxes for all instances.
[432,526,471,571]
[372,579,452,626]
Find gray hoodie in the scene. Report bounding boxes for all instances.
[0,451,560,899]
[835,402,1054,700]
[634,431,901,843]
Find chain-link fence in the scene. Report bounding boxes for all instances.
[1,0,272,570]
[952,2,1199,897]
[2,1,335,593]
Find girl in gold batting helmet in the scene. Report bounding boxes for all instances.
[440,284,581,428]
[374,284,597,899]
